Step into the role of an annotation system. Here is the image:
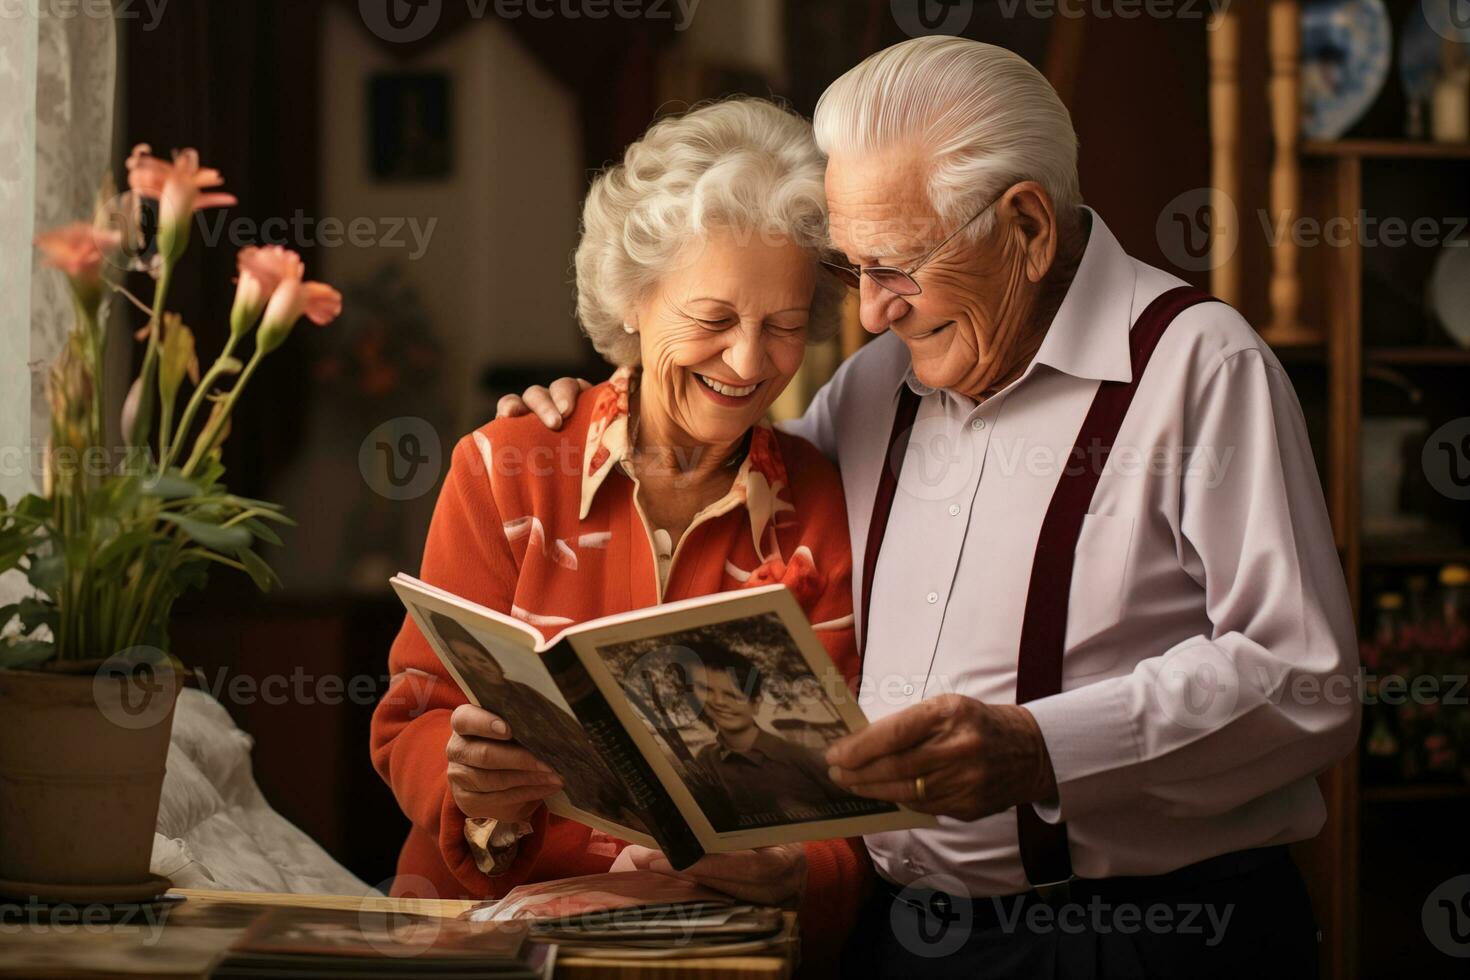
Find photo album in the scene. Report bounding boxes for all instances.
[389,574,934,870]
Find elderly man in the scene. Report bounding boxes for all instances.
[500,36,1358,978]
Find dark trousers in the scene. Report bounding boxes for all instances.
[841,847,1318,979]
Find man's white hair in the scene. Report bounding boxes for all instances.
[576,97,842,367]
[813,36,1081,241]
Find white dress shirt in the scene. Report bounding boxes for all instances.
[783,209,1360,896]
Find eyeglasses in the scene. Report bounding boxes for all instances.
[820,191,1004,297]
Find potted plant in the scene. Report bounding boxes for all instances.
[0,145,340,901]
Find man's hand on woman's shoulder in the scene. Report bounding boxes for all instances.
[495,377,591,430]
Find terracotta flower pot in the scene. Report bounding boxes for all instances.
[0,657,180,897]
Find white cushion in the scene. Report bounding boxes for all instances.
[151,688,372,896]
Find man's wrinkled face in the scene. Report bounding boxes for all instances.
[825,148,1023,395]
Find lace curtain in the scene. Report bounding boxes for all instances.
[0,5,115,603]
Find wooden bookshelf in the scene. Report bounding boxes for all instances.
[1210,8,1470,976]
[1364,347,1470,366]
[1278,97,1470,980]
[1302,139,1470,161]
[1361,783,1470,804]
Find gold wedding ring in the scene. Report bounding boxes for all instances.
[914,775,927,802]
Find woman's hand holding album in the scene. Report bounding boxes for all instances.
[446,704,565,823]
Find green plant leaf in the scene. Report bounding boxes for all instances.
[142,472,201,500]
[94,527,159,569]
[0,535,37,576]
[16,597,55,634]
[25,552,64,596]
[15,495,52,520]
[157,512,252,552]
[240,517,283,547]
[0,639,55,669]
[234,547,280,592]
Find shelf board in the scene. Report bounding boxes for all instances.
[1362,783,1470,803]
[1361,543,1470,567]
[1303,139,1470,161]
[1272,344,1327,365]
[1365,347,1470,366]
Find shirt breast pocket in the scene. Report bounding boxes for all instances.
[1063,513,1135,655]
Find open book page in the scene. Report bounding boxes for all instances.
[563,587,936,852]
[392,579,657,847]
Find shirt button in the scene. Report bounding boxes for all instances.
[948,504,960,516]
[971,418,986,430]
[925,591,938,604]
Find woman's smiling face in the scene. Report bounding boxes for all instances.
[631,226,815,451]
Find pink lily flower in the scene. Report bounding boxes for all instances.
[231,245,306,338]
[256,271,343,354]
[34,222,124,282]
[125,144,238,263]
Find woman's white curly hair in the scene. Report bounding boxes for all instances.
[575,97,844,367]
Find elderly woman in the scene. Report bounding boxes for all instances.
[369,98,867,957]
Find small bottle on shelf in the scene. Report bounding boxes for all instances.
[1440,564,1469,632]
[1432,41,1470,144]
[1373,591,1405,645]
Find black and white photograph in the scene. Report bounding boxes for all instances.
[592,613,897,833]
[416,606,649,835]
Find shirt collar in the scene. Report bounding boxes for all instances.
[712,727,781,763]
[579,367,797,563]
[896,207,1138,397]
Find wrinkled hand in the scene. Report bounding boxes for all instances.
[825,694,1057,822]
[610,844,807,908]
[495,377,590,430]
[446,704,564,823]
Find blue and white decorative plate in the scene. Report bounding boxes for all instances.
[1428,240,1470,349]
[1300,0,1392,140]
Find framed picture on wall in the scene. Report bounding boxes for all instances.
[369,72,452,180]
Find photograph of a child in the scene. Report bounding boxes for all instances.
[593,613,897,833]
[419,608,649,835]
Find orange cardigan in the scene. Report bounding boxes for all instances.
[370,371,871,961]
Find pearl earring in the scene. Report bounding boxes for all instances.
[622,322,636,335]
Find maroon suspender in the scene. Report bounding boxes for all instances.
[859,285,1218,887]
[859,385,921,662]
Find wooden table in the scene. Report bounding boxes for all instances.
[0,888,797,980]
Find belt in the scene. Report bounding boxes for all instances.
[880,845,1291,934]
